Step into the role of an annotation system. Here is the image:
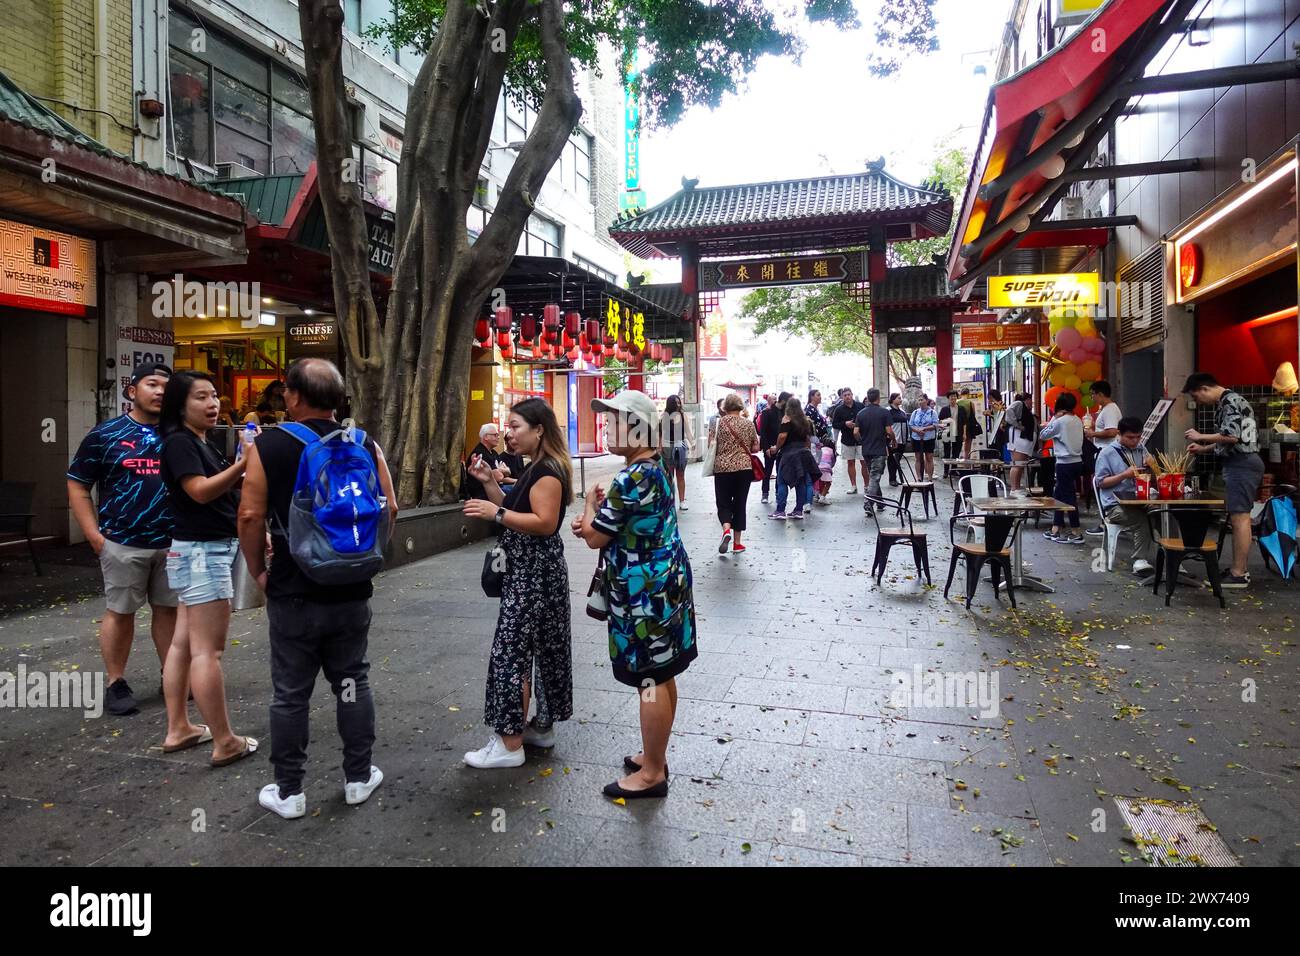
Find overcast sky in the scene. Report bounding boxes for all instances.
[633,0,1008,390]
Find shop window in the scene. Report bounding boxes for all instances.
[572,133,591,197]
[517,213,561,258]
[272,102,316,174]
[168,48,211,165]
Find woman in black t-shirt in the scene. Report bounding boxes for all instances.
[461,398,575,770]
[158,371,259,768]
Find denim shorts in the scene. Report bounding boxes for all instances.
[665,443,688,470]
[166,538,239,605]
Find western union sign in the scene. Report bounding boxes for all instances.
[988,273,1100,308]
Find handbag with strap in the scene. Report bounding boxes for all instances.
[720,415,764,481]
[701,433,718,477]
[481,543,506,597]
[585,553,609,621]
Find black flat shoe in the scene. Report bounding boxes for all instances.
[603,777,669,800]
[623,756,669,777]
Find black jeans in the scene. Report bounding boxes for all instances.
[1052,461,1082,529]
[713,469,754,532]
[268,597,376,797]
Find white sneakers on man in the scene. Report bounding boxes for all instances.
[344,765,384,805]
[258,784,307,820]
[1133,559,1155,577]
[464,735,526,769]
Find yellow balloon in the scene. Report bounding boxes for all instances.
[1056,362,1077,378]
[1077,360,1102,380]
[1061,374,1081,390]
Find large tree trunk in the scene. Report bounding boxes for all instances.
[299,0,581,506]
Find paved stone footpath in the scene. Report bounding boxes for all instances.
[1,459,1297,866]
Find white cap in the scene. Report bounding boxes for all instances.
[591,390,660,430]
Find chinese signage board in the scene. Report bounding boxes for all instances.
[699,319,727,360]
[0,218,97,316]
[988,272,1100,308]
[698,252,867,291]
[957,323,1040,350]
[605,297,647,351]
[117,327,175,415]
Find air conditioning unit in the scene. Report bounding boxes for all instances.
[215,161,261,180]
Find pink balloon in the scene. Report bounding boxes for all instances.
[1055,327,1082,351]
[1085,336,1106,353]
[1069,348,1089,364]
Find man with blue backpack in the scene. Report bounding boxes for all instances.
[238,358,398,819]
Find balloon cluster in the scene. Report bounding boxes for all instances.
[1044,307,1106,411]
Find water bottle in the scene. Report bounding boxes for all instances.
[236,420,256,462]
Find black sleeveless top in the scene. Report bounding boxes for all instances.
[502,458,569,536]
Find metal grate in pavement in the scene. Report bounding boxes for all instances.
[1113,796,1239,867]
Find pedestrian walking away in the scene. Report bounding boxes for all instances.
[66,362,179,717]
[573,390,698,800]
[238,358,398,819]
[854,388,894,512]
[462,398,575,768]
[1039,393,1085,544]
[709,393,759,553]
[1184,372,1265,589]
[659,394,695,510]
[757,390,790,503]
[158,371,260,766]
[771,398,818,519]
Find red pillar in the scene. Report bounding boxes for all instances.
[935,326,953,396]
[628,354,645,392]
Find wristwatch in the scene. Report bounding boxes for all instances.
[494,507,506,525]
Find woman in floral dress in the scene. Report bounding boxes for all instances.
[573,390,697,800]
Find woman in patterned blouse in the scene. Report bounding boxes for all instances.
[572,390,697,801]
[708,393,760,554]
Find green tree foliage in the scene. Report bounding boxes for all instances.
[867,0,939,77]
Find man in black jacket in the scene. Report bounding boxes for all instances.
[757,391,791,504]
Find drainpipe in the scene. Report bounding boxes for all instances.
[95,0,110,144]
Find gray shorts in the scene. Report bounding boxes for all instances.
[840,444,862,461]
[99,538,179,614]
[1221,453,1265,515]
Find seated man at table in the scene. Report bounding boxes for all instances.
[463,422,516,500]
[1093,416,1155,577]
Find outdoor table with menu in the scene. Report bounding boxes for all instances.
[968,496,1075,593]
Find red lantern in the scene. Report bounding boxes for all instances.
[562,331,575,350]
[565,311,581,337]
[567,346,580,362]
[474,318,490,347]
[593,352,605,368]
[494,306,513,332]
[543,304,561,334]
[585,319,600,347]
[519,314,537,348]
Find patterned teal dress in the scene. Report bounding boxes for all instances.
[592,459,698,687]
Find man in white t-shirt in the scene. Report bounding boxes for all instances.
[1083,380,1120,536]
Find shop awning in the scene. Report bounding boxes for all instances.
[947,0,1187,292]
[487,258,693,342]
[0,69,246,269]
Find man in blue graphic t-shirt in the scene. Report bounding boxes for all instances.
[67,363,178,715]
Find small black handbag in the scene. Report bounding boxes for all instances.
[481,544,506,597]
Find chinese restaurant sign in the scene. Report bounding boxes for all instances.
[624,72,640,190]
[605,298,647,351]
[988,273,1099,308]
[957,324,1040,350]
[0,218,97,316]
[698,252,867,291]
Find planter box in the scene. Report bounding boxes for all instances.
[382,503,490,569]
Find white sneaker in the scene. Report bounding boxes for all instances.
[258,783,307,820]
[680,501,689,511]
[464,735,525,769]
[1132,559,1155,576]
[344,765,384,805]
[522,723,556,748]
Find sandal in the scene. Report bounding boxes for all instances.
[162,725,212,753]
[211,735,259,768]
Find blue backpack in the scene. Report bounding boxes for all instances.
[276,422,388,585]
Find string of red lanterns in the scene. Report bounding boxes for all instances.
[475,303,679,369]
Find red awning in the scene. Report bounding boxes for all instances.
[948,0,1174,289]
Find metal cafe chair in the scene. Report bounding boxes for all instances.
[1147,507,1228,609]
[0,481,43,575]
[897,455,939,519]
[864,493,931,586]
[954,474,1007,535]
[944,511,1022,610]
